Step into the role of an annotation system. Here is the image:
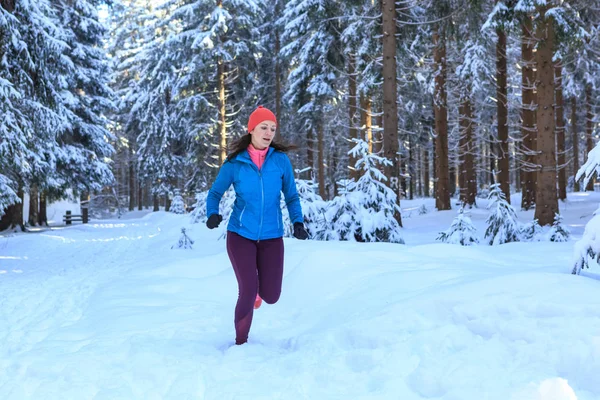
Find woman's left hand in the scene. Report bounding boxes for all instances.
[293,223,309,240]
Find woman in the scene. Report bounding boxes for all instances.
[206,105,309,345]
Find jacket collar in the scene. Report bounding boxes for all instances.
[236,147,275,165]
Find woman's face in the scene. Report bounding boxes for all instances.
[250,120,276,150]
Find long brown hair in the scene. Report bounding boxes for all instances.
[226,134,297,162]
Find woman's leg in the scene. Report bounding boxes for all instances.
[226,232,258,345]
[256,237,284,304]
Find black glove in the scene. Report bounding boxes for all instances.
[293,222,309,240]
[206,214,223,229]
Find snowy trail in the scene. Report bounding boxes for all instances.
[1,211,600,399]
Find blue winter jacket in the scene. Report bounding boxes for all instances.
[206,148,304,241]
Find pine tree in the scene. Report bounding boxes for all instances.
[52,0,115,194]
[170,189,186,214]
[484,183,521,245]
[325,138,404,243]
[547,213,569,242]
[519,219,542,242]
[437,207,479,246]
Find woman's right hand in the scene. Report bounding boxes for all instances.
[206,214,223,229]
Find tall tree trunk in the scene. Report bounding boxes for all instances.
[28,185,39,226]
[348,54,359,179]
[153,193,159,212]
[459,97,477,207]
[423,144,430,197]
[521,17,536,210]
[38,190,47,226]
[307,128,314,181]
[416,144,422,197]
[534,8,558,226]
[275,29,282,142]
[555,60,567,200]
[218,57,227,165]
[165,192,171,212]
[317,122,326,200]
[585,84,594,191]
[408,137,414,200]
[129,148,135,211]
[138,181,143,211]
[572,97,580,192]
[382,0,402,225]
[433,27,451,210]
[361,94,373,153]
[496,22,510,202]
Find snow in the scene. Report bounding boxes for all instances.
[2,192,600,399]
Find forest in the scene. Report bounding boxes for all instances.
[0,0,599,233]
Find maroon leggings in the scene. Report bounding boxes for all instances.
[226,231,284,345]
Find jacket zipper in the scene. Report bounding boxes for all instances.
[257,170,264,242]
[239,206,245,227]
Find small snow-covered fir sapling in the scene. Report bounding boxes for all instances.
[418,204,429,215]
[519,219,542,242]
[172,227,194,249]
[437,207,479,246]
[190,190,208,223]
[170,189,186,214]
[484,183,521,245]
[547,213,570,242]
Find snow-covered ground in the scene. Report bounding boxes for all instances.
[1,192,600,399]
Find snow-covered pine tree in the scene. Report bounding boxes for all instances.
[547,213,570,242]
[170,189,186,214]
[132,2,183,202]
[52,0,115,194]
[572,210,600,274]
[0,0,72,227]
[519,219,542,242]
[190,190,208,223]
[484,183,521,245]
[324,138,404,243]
[291,177,327,240]
[437,207,479,246]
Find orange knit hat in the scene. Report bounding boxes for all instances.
[247,106,277,133]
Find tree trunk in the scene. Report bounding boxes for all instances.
[585,84,594,191]
[433,27,450,210]
[153,193,159,212]
[28,185,39,226]
[496,23,510,202]
[459,97,477,207]
[521,17,536,210]
[555,60,567,200]
[416,144,422,196]
[382,0,402,226]
[138,181,143,211]
[317,122,326,200]
[165,192,171,212]
[534,8,558,226]
[0,187,24,231]
[361,94,373,153]
[218,57,227,165]
[572,97,580,192]
[0,0,15,12]
[348,54,359,179]
[408,137,414,200]
[39,190,48,226]
[423,144,430,197]
[275,29,282,142]
[129,148,135,211]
